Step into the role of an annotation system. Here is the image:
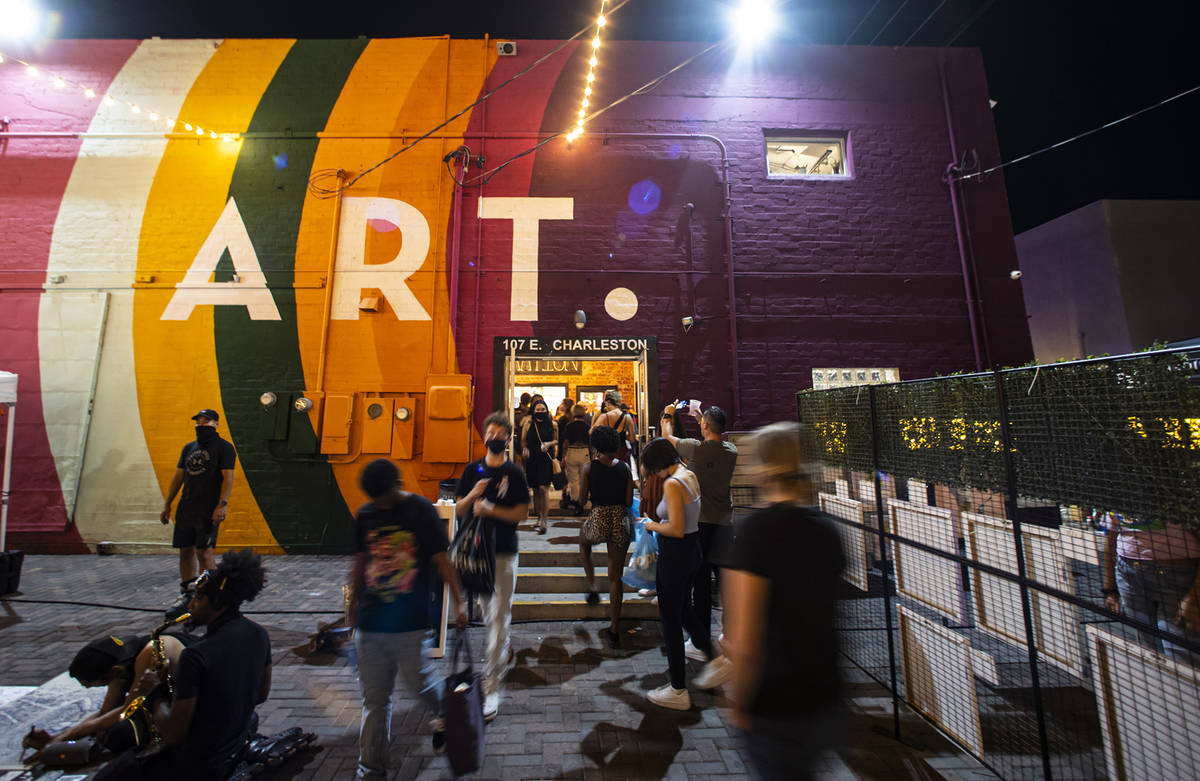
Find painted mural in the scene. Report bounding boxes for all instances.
[0,37,1032,552]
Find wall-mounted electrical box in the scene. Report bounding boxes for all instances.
[423,374,471,463]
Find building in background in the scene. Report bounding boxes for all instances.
[0,38,1031,551]
[1015,199,1200,363]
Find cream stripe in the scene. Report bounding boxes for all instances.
[38,39,220,542]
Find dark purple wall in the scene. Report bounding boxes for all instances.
[460,42,1032,428]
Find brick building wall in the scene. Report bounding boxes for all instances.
[0,38,1030,550]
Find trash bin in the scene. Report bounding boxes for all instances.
[438,479,459,504]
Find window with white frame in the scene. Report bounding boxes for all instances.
[765,135,850,178]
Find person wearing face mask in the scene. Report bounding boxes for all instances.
[160,409,237,620]
[455,412,531,722]
[518,400,557,535]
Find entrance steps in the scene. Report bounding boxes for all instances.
[510,515,657,621]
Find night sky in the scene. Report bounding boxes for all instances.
[30,0,1200,233]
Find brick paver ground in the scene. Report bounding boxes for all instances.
[0,554,997,780]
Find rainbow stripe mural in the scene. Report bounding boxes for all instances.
[0,37,1031,552]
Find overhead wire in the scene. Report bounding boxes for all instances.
[942,0,999,46]
[307,0,634,198]
[957,83,1200,182]
[901,0,949,46]
[868,0,913,46]
[843,0,885,45]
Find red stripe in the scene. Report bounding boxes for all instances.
[0,40,139,547]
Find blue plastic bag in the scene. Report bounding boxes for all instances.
[622,520,658,590]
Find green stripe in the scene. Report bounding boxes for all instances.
[215,39,368,553]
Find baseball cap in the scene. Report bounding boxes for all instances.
[69,635,140,683]
[191,409,220,423]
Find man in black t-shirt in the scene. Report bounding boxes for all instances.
[560,405,591,514]
[455,411,530,722]
[95,549,271,781]
[348,459,467,777]
[161,409,237,617]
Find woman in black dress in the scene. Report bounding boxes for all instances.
[520,399,557,534]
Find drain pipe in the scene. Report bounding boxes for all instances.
[938,58,984,372]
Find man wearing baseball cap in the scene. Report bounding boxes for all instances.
[160,409,237,619]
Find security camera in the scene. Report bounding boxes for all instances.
[1010,270,1023,280]
[574,310,587,330]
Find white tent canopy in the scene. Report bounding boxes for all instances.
[0,371,15,404]
[1,370,16,550]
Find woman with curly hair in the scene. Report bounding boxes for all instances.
[578,425,634,648]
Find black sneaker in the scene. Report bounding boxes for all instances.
[165,592,191,621]
[585,590,600,606]
[434,719,448,758]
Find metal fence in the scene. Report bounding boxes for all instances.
[795,347,1200,780]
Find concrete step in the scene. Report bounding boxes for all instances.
[515,569,636,594]
[511,592,659,621]
[518,549,614,568]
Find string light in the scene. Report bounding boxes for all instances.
[0,50,236,141]
[566,0,608,143]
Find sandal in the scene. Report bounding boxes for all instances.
[536,521,547,535]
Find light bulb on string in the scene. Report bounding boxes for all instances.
[148,112,158,121]
[184,123,193,131]
[130,104,140,114]
[195,127,204,136]
[26,64,37,76]
[0,55,5,64]
[83,87,95,99]
[53,76,65,89]
[586,72,595,82]
[597,14,606,26]
[592,36,601,49]
[589,56,597,66]
[104,95,115,106]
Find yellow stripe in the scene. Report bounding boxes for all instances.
[133,40,295,552]
[295,38,493,505]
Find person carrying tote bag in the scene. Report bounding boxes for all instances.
[443,628,485,775]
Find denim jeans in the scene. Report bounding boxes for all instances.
[483,552,518,693]
[1116,556,1200,664]
[355,629,444,780]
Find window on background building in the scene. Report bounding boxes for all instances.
[764,135,850,179]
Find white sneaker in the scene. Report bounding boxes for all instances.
[638,588,657,597]
[684,638,709,663]
[694,654,733,690]
[483,691,500,722]
[646,683,691,711]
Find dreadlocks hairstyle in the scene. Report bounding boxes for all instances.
[199,548,267,609]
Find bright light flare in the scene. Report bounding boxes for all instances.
[731,0,777,47]
[0,0,43,44]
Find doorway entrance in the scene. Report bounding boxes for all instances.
[493,337,659,446]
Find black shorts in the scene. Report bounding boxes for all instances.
[172,507,220,550]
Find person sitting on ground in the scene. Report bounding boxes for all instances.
[723,421,846,779]
[95,548,272,781]
[579,425,634,648]
[23,629,197,752]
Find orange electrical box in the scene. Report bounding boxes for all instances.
[390,396,417,461]
[361,397,394,453]
[320,394,353,454]
[423,374,472,463]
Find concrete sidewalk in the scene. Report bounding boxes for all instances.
[0,552,996,780]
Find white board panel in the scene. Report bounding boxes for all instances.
[820,493,870,592]
[898,605,985,758]
[1087,625,1200,781]
[835,479,850,499]
[907,479,930,505]
[966,512,1086,677]
[890,500,962,622]
[1060,525,1102,565]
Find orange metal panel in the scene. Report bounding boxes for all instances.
[362,397,394,453]
[320,393,353,454]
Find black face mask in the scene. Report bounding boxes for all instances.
[196,426,217,445]
[534,412,549,422]
[485,438,508,455]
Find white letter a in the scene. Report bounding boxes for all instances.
[161,197,282,321]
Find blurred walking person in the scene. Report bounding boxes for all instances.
[723,422,845,780]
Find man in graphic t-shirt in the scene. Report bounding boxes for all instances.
[160,409,237,619]
[455,411,531,722]
[348,459,467,779]
[661,403,737,683]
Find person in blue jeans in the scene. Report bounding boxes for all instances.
[347,459,467,780]
[1102,512,1200,664]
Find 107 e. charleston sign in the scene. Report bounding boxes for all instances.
[160,195,574,323]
